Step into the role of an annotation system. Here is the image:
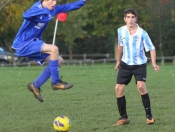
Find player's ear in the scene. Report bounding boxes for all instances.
[124,17,126,22]
[135,17,138,22]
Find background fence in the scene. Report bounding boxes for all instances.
[1,54,175,67]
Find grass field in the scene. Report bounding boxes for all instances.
[0,63,175,132]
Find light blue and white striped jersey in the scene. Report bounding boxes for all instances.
[118,24,155,65]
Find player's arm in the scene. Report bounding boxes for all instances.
[143,32,159,72]
[54,0,86,15]
[114,29,123,70]
[23,7,49,20]
[150,49,159,72]
[117,45,123,63]
[150,49,156,65]
[114,45,123,70]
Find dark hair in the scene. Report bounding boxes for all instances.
[124,8,138,18]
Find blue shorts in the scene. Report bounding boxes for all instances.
[15,39,49,65]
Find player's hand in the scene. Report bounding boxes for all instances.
[152,64,159,72]
[114,63,120,70]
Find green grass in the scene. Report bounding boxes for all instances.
[0,64,175,132]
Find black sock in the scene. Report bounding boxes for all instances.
[141,93,152,117]
[117,96,128,118]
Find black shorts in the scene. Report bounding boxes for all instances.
[117,61,147,85]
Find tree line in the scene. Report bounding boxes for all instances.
[0,0,175,60]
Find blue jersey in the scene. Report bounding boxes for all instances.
[118,24,155,65]
[12,0,86,49]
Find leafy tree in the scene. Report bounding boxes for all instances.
[50,1,88,60]
[0,0,33,62]
[1,0,175,61]
[146,0,175,56]
[83,0,150,57]
[85,0,149,35]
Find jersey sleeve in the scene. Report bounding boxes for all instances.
[23,7,49,21]
[117,28,123,46]
[54,0,86,15]
[143,33,155,52]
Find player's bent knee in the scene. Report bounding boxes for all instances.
[58,56,64,67]
[115,84,125,95]
[51,45,59,53]
[115,84,124,90]
[138,87,147,94]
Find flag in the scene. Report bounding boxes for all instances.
[57,13,68,22]
[53,13,68,44]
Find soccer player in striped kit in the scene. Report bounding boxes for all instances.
[12,0,86,102]
[113,8,159,125]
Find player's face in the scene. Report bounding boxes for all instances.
[42,0,57,10]
[124,13,137,27]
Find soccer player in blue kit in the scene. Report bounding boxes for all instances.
[12,0,86,102]
[113,8,159,125]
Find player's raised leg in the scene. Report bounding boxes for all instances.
[42,43,73,90]
[33,56,64,89]
[28,56,66,102]
[27,83,44,102]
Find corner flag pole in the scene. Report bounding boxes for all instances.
[52,19,58,45]
[52,13,68,45]
[0,0,11,11]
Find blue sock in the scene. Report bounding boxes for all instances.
[49,60,59,84]
[33,65,51,88]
